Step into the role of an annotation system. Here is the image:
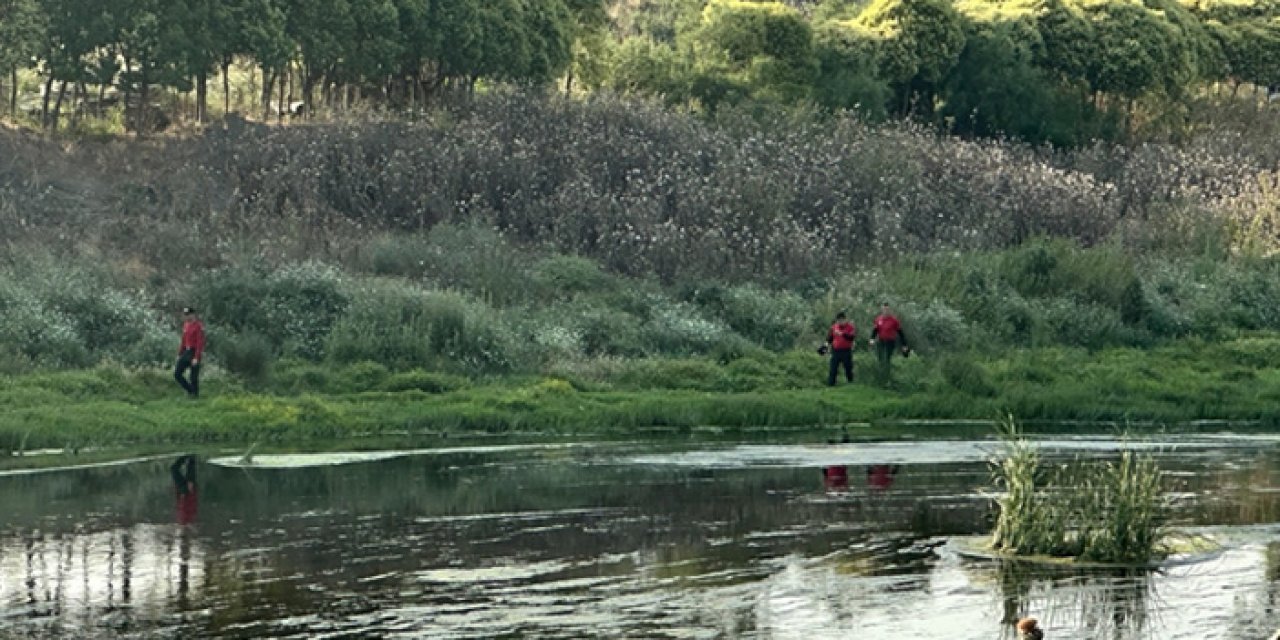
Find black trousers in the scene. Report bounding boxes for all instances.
[875,339,899,384]
[827,348,853,385]
[174,349,201,397]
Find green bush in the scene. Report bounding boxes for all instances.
[0,259,169,368]
[1034,298,1144,350]
[639,302,728,355]
[336,361,391,392]
[691,283,810,351]
[216,330,275,381]
[194,262,349,361]
[0,282,92,368]
[531,254,615,297]
[362,234,433,278]
[897,299,969,352]
[614,358,731,391]
[563,305,646,357]
[270,362,334,394]
[381,370,470,393]
[940,355,996,397]
[420,224,533,306]
[327,281,513,373]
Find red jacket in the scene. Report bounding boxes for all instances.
[827,321,856,350]
[180,320,206,360]
[872,314,901,342]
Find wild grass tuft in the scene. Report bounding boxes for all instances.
[990,415,1167,564]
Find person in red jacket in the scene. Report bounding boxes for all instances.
[825,312,857,386]
[175,307,205,398]
[869,303,909,385]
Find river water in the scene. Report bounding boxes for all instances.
[3,435,1280,638]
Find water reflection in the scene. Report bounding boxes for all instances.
[2,439,1280,637]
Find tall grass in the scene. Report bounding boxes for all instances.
[990,416,1167,564]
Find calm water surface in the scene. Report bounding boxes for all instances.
[3,435,1280,638]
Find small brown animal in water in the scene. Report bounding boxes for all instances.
[1016,617,1044,640]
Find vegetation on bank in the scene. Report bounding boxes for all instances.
[991,417,1166,564]
[3,333,1280,459]
[2,94,1280,460]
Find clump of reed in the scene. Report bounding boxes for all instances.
[990,415,1167,564]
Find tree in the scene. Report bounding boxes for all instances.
[342,0,402,103]
[812,20,890,118]
[286,0,354,112]
[939,21,1107,145]
[684,0,819,104]
[854,0,967,114]
[562,0,610,92]
[0,0,45,117]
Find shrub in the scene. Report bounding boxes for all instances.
[639,302,728,355]
[216,330,275,381]
[560,304,647,357]
[336,361,391,392]
[194,261,349,361]
[897,299,969,352]
[531,254,615,297]
[380,370,470,393]
[362,234,433,278]
[415,223,533,306]
[614,358,731,391]
[327,281,513,374]
[691,283,810,350]
[270,362,334,394]
[940,355,996,397]
[0,282,92,368]
[1033,298,1144,349]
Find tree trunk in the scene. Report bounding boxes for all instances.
[50,80,68,132]
[138,67,151,134]
[301,67,317,118]
[261,67,275,121]
[40,74,53,128]
[196,70,208,123]
[9,67,17,118]
[277,66,287,123]
[123,58,134,130]
[222,60,232,116]
[70,82,86,127]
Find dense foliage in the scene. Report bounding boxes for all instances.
[1,0,1279,143]
[3,91,1280,383]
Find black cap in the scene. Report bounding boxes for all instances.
[835,311,847,320]
[183,306,197,314]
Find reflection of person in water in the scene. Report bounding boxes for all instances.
[822,464,849,491]
[866,464,900,491]
[171,455,198,525]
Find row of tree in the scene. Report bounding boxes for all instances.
[0,0,1278,142]
[603,0,1280,144]
[0,0,606,129]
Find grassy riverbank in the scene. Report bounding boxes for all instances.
[4,335,1278,465]
[5,97,1280,471]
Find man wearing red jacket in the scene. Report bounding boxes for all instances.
[825,312,857,386]
[870,303,909,385]
[175,307,205,398]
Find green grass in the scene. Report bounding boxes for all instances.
[4,335,1280,471]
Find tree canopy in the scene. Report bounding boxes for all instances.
[2,0,1280,144]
